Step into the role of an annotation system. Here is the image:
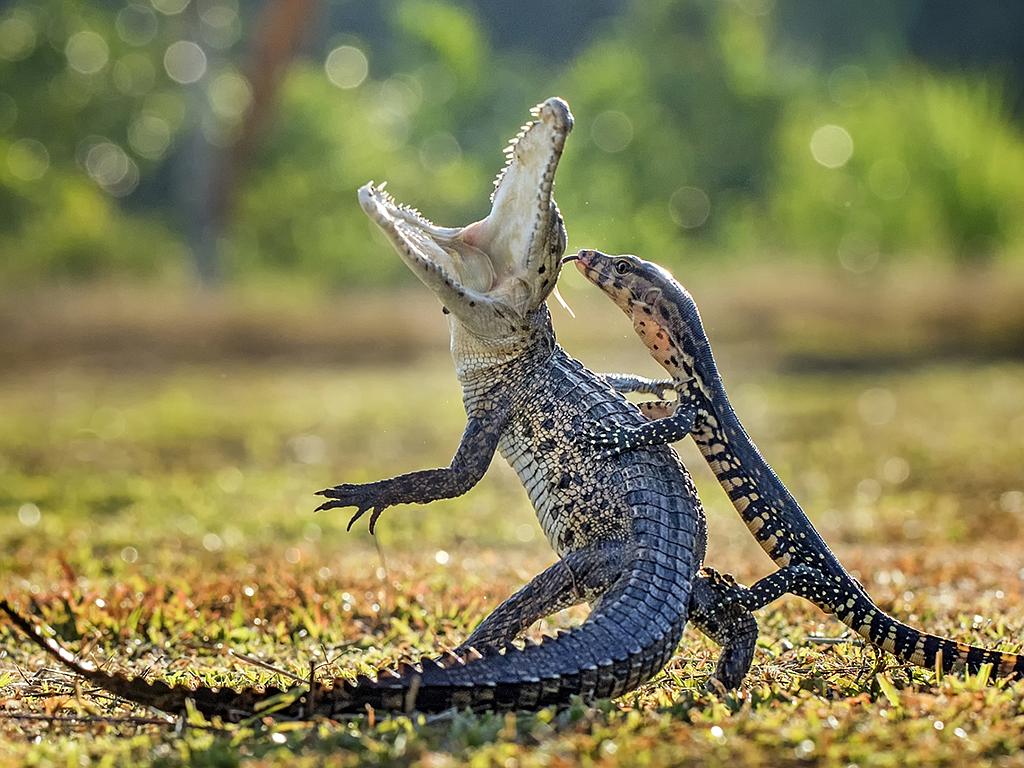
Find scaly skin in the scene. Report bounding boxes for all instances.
[0,99,756,719]
[570,248,1024,681]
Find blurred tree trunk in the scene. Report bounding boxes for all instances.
[190,0,323,286]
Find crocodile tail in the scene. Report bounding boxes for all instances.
[834,595,1024,680]
[3,558,691,715]
[0,599,298,721]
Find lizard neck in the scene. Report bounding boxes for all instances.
[641,293,850,578]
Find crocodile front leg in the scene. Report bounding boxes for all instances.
[456,542,626,651]
[316,397,510,533]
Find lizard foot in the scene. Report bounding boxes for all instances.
[315,482,390,533]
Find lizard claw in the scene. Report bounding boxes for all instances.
[315,482,390,533]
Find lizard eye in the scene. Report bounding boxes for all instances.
[614,260,632,275]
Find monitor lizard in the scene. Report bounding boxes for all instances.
[567,248,1024,680]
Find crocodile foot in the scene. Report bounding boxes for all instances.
[315,481,390,533]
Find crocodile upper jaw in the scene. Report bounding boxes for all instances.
[358,97,573,340]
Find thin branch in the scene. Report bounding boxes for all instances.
[228,649,306,685]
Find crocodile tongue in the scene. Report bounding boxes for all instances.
[358,97,573,338]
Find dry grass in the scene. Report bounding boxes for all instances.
[4,263,1024,373]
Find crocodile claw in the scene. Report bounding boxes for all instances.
[315,483,389,534]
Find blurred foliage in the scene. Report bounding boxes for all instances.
[1,0,1023,287]
[771,72,1024,267]
[0,0,192,281]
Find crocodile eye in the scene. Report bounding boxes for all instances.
[614,260,631,275]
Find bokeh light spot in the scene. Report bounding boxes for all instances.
[325,45,368,89]
[591,110,633,153]
[0,13,36,61]
[810,124,853,168]
[881,456,910,485]
[128,114,170,158]
[857,387,896,426]
[152,0,191,15]
[200,3,241,50]
[116,4,158,46]
[86,142,139,197]
[837,231,879,273]
[208,70,252,122]
[669,186,711,229]
[164,40,207,84]
[17,503,41,527]
[113,53,156,96]
[868,158,909,200]
[7,138,49,181]
[65,30,110,75]
[419,131,461,170]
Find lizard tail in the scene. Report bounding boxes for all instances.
[838,595,1024,680]
[745,569,1024,680]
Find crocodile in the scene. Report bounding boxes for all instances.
[1,99,761,720]
[567,247,1024,680]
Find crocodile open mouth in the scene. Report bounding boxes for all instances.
[358,97,573,336]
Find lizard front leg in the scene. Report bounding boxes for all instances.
[456,542,626,652]
[689,568,759,690]
[316,397,510,533]
[587,401,700,459]
[637,399,677,421]
[736,565,839,614]
[600,373,675,398]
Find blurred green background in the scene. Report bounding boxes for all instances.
[2,5,1024,763]
[2,0,1023,288]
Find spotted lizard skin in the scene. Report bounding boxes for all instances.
[572,249,1024,681]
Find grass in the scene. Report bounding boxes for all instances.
[2,276,1024,766]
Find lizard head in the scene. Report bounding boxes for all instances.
[358,97,573,351]
[566,249,685,317]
